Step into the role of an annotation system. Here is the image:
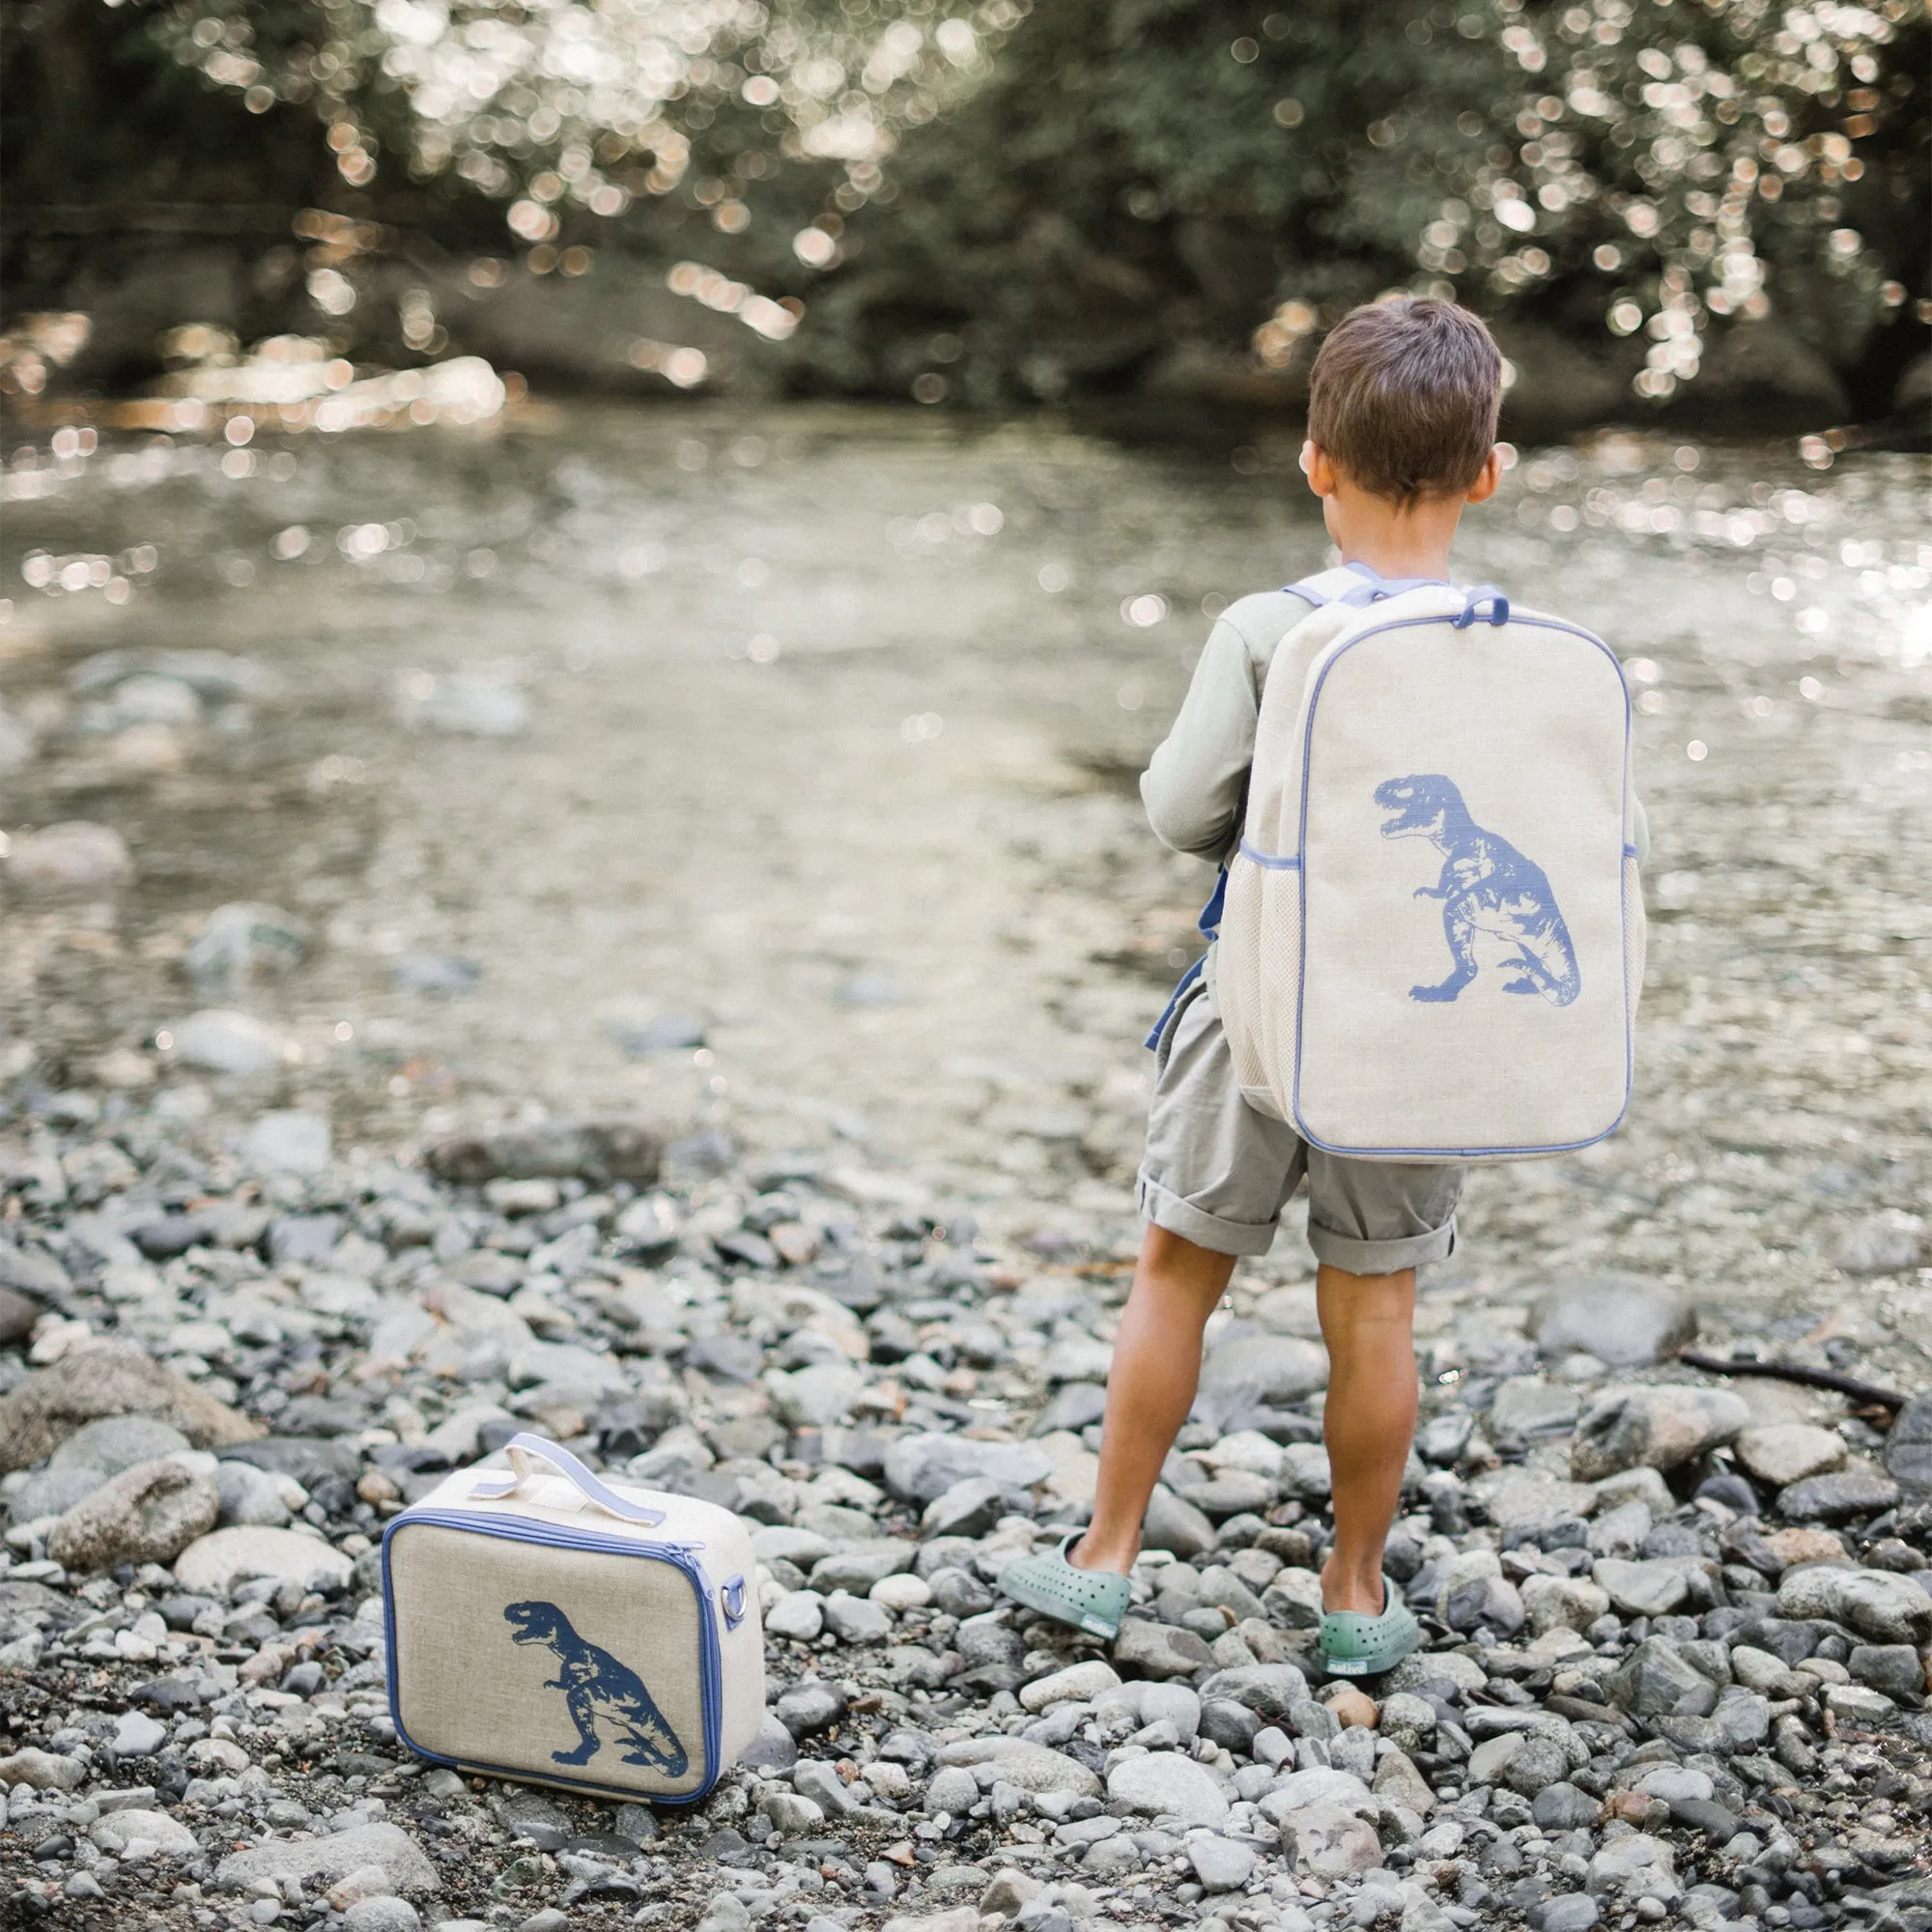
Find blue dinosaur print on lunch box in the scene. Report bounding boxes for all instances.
[504,1600,689,1775]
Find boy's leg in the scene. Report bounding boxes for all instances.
[1072,1225,1236,1575]
[1315,1261,1417,1615]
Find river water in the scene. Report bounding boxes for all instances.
[2,403,1928,1380]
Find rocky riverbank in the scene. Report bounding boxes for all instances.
[0,1097,1929,1932]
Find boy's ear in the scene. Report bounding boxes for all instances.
[1465,447,1503,505]
[1301,440,1337,497]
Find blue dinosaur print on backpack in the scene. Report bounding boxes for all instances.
[1374,775,1580,1007]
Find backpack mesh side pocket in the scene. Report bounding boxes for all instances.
[1622,852,1648,1026]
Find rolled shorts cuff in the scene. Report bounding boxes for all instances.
[1136,1169,1279,1259]
[1306,1213,1458,1277]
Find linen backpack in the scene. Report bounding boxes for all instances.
[1214,564,1645,1160]
[383,1434,764,1804]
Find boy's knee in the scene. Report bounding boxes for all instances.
[1141,1224,1238,1293]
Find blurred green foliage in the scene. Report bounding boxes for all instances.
[2,0,1925,413]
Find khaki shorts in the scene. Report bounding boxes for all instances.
[1138,975,1464,1269]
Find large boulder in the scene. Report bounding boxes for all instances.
[0,1344,258,1473]
[1570,1385,1748,1481]
[47,1458,219,1571]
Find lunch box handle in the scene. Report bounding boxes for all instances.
[470,1433,669,1527]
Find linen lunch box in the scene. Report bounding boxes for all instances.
[382,1433,764,1803]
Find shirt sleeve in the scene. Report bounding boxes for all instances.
[1139,617,1261,861]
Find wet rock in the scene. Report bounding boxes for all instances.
[1533,1782,1601,1830]
[774,1682,847,1737]
[822,1590,890,1643]
[1323,1685,1378,1729]
[5,821,132,897]
[56,1413,194,1478]
[215,1460,294,1527]
[1592,1556,1713,1619]
[1141,1484,1216,1558]
[1520,1574,1610,1634]
[90,1807,199,1859]
[1777,1565,1932,1644]
[1777,1463,1900,1522]
[0,1239,71,1302]
[1491,1378,1580,1439]
[1528,1276,1694,1367]
[0,1343,257,1471]
[921,1476,1008,1540]
[216,1822,438,1894]
[47,1457,219,1571]
[1569,1385,1749,1481]
[1197,1662,1310,1719]
[769,1363,865,1429]
[741,1714,798,1771]
[1761,1524,1846,1567]
[1607,1637,1709,1717]
[1849,1645,1924,1700]
[173,1524,355,1596]
[1195,1332,1327,1426]
[171,1009,287,1077]
[1020,1660,1120,1712]
[0,1287,42,1348]
[1474,1468,1598,1532]
[112,1712,169,1758]
[239,1110,332,1175]
[425,1118,663,1187]
[1186,1831,1255,1892]
[933,1737,1099,1797]
[767,1591,824,1641]
[1886,1392,1932,1492]
[342,1902,420,1932]
[1278,1804,1381,1878]
[0,1747,84,1791]
[1735,1422,1845,1488]
[1586,1832,1675,1900]
[882,1433,1049,1506]
[1106,1750,1228,1827]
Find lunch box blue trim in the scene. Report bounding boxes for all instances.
[380,1507,726,1804]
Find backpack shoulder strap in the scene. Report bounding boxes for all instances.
[1286,561,1455,610]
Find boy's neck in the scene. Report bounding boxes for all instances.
[1337,535,1455,582]
[1326,483,1466,584]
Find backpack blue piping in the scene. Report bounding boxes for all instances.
[1286,609,1636,1158]
[1237,838,1301,870]
[380,1507,726,1804]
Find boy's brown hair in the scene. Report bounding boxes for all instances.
[1307,297,1503,505]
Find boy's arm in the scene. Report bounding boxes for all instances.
[1139,614,1265,861]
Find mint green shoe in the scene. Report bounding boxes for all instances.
[1319,1577,1420,1678]
[997,1535,1131,1640]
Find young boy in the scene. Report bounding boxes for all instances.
[999,297,1512,1677]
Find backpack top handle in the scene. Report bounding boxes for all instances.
[1452,584,1511,628]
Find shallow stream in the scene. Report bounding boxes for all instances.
[2,403,1927,1378]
